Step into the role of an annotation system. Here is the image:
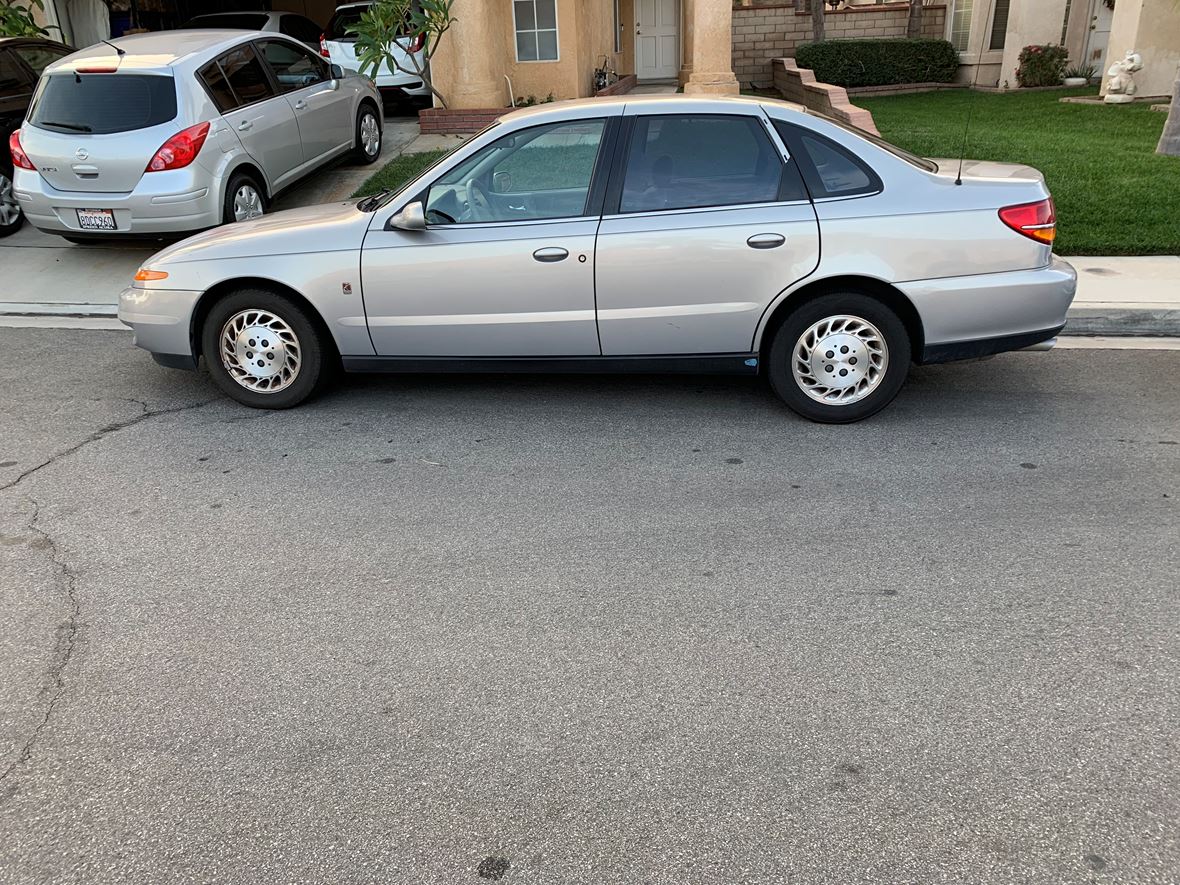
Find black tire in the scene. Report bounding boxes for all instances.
[201,288,329,409]
[0,166,24,238]
[767,292,911,424]
[222,171,267,226]
[351,104,383,165]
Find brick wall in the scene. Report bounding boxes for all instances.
[419,108,507,135]
[772,58,879,134]
[733,2,947,87]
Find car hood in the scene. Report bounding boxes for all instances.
[150,200,371,266]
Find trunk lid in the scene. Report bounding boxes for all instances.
[22,70,179,194]
[929,158,1046,184]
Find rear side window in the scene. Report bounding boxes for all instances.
[619,114,789,213]
[280,15,323,44]
[217,44,275,107]
[29,73,177,134]
[773,121,881,199]
[185,13,270,29]
[11,44,71,77]
[198,60,238,113]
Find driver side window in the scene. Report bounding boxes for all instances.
[425,118,606,225]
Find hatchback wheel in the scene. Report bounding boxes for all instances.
[768,293,911,423]
[352,106,382,165]
[223,172,267,225]
[0,168,24,238]
[201,289,329,409]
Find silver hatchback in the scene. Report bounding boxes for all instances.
[11,30,383,239]
[119,95,1077,423]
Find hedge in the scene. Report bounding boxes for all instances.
[795,38,960,88]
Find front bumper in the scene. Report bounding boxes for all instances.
[118,285,203,363]
[14,166,222,235]
[899,257,1078,364]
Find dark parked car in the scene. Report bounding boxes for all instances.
[1,36,72,237]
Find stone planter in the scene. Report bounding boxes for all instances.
[1063,77,1088,87]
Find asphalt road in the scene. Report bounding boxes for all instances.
[1,328,1177,885]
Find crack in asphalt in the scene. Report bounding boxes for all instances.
[0,397,219,494]
[0,497,81,787]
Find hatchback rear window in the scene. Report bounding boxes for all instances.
[29,73,177,134]
[185,13,270,29]
[327,4,408,39]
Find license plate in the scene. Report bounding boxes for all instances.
[77,208,116,231]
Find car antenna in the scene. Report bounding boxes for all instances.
[955,0,996,186]
[101,39,125,57]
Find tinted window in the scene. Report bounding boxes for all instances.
[185,13,270,29]
[29,73,177,134]
[798,131,878,197]
[258,40,327,92]
[198,60,238,113]
[280,15,323,44]
[11,44,71,77]
[426,119,605,224]
[0,51,29,94]
[620,115,785,213]
[218,44,275,107]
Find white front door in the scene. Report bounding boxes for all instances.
[1085,0,1114,72]
[635,0,679,81]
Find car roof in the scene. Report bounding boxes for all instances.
[42,29,292,73]
[500,92,807,125]
[188,10,279,18]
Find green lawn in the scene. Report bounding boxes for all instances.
[857,87,1180,255]
[352,149,449,198]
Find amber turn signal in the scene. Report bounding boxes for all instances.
[133,269,169,282]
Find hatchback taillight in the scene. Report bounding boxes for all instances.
[9,129,35,170]
[407,32,425,53]
[999,198,1056,245]
[319,33,331,58]
[145,122,210,172]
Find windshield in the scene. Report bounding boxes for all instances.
[809,110,938,173]
[28,73,177,135]
[359,123,500,212]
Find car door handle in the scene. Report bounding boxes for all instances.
[237,120,253,132]
[747,233,786,249]
[533,247,569,263]
[294,100,307,110]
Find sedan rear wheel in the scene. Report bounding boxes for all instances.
[0,169,24,237]
[201,289,328,409]
[768,293,911,423]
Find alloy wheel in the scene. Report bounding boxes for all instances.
[232,185,264,222]
[219,309,301,393]
[361,113,381,157]
[791,314,888,405]
[0,173,21,227]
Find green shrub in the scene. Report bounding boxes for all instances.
[794,38,959,88]
[1015,44,1068,87]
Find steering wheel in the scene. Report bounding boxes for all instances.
[465,178,497,222]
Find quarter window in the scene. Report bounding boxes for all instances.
[425,118,606,224]
[258,40,328,93]
[789,129,881,198]
[619,115,788,214]
[198,60,238,113]
[217,44,276,107]
[514,0,559,62]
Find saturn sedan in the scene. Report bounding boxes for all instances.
[117,94,1076,423]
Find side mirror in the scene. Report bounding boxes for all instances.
[389,201,426,231]
[329,63,344,80]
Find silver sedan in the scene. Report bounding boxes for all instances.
[118,94,1077,423]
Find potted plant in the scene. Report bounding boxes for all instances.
[1063,64,1096,88]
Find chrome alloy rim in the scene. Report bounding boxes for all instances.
[0,173,21,226]
[792,314,888,405]
[360,113,380,156]
[232,184,264,222]
[220,309,301,393]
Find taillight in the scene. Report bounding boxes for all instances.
[9,129,35,170]
[319,33,331,58]
[144,122,210,173]
[407,32,425,53]
[999,198,1056,245]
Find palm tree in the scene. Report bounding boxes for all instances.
[1159,64,1180,157]
[906,0,924,38]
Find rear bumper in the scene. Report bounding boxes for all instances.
[900,258,1077,364]
[13,167,222,235]
[118,285,202,361]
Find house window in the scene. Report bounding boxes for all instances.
[949,0,973,53]
[988,0,1011,51]
[514,0,559,62]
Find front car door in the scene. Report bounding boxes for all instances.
[205,42,303,190]
[362,114,618,357]
[256,38,351,164]
[594,105,821,356]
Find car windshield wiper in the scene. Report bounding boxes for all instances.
[357,188,392,212]
[39,120,92,132]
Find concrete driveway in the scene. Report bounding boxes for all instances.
[0,118,421,316]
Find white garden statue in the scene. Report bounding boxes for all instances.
[1104,50,1143,104]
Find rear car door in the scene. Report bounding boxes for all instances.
[362,116,613,357]
[594,109,820,355]
[256,38,351,164]
[210,42,303,189]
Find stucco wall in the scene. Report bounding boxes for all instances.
[998,0,1070,90]
[1102,0,1180,98]
[733,3,947,87]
